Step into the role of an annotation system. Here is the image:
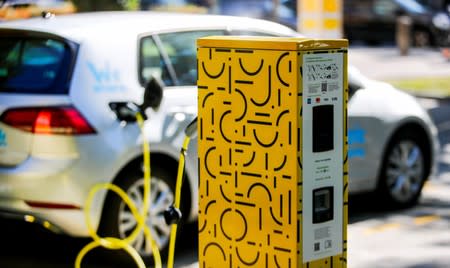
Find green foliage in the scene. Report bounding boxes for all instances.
[388,77,450,98]
[120,0,139,10]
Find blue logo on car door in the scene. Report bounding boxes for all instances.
[87,61,127,92]
[348,128,366,158]
[0,129,6,147]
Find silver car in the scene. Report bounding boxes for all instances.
[0,11,439,259]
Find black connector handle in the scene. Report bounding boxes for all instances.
[184,117,198,138]
[109,102,146,122]
[164,205,182,225]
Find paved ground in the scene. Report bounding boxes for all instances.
[348,46,450,82]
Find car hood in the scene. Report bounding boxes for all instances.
[350,79,428,119]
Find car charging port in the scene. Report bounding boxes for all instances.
[109,102,144,123]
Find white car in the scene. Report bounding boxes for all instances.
[0,11,439,259]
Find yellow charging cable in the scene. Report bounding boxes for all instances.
[166,135,190,268]
[75,112,162,268]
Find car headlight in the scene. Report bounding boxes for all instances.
[432,12,450,30]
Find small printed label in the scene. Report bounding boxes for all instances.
[314,242,320,252]
[321,82,327,92]
[315,226,331,240]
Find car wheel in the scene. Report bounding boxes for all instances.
[378,131,427,208]
[99,161,176,262]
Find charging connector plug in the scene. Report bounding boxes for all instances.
[164,206,182,225]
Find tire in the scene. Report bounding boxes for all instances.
[99,161,176,263]
[377,130,428,208]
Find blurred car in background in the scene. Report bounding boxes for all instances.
[0,0,76,21]
[417,0,450,12]
[0,11,439,261]
[343,0,450,46]
[262,0,297,27]
[217,0,297,28]
[215,0,449,47]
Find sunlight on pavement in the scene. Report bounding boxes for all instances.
[414,215,441,226]
[363,223,402,236]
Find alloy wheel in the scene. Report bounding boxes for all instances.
[118,176,174,256]
[385,140,424,203]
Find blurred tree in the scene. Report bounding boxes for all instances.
[119,0,139,10]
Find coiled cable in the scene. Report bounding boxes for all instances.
[75,112,162,268]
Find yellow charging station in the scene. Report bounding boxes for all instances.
[197,36,348,267]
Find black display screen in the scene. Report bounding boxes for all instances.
[313,105,334,152]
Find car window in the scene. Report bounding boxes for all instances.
[139,30,224,87]
[140,37,167,85]
[0,37,73,94]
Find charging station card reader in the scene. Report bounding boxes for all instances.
[313,186,334,223]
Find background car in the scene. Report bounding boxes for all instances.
[0,11,439,261]
[347,65,439,206]
[343,0,450,46]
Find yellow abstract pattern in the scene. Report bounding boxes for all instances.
[197,37,348,268]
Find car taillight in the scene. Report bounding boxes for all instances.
[0,106,96,135]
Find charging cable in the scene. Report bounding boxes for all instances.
[75,108,197,268]
[75,112,162,268]
[164,117,197,268]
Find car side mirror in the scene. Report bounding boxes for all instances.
[141,75,164,112]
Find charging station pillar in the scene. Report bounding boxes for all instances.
[197,36,348,267]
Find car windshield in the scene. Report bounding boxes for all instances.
[0,36,72,94]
